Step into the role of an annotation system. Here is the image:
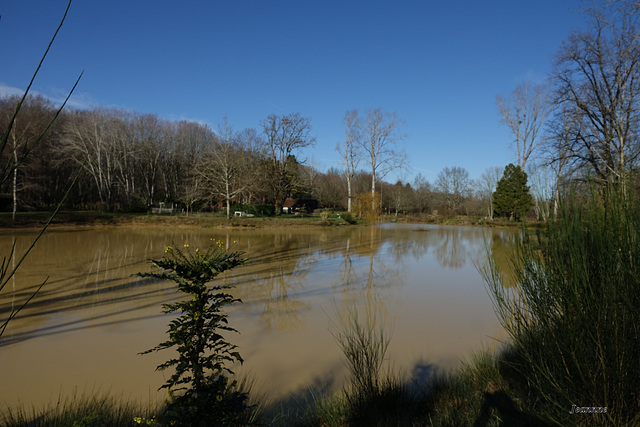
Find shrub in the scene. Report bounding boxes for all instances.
[354,192,381,223]
[137,240,250,426]
[341,213,357,225]
[484,184,640,425]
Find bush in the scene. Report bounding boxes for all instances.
[341,213,357,225]
[354,192,381,223]
[138,240,251,426]
[484,184,640,425]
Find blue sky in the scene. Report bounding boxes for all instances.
[1,0,587,184]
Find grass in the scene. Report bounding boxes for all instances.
[0,390,159,427]
[0,210,364,230]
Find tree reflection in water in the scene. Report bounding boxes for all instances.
[0,224,513,409]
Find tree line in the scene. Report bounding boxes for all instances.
[0,95,503,219]
[0,99,322,218]
[0,91,628,221]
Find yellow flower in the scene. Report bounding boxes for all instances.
[184,244,189,248]
[164,246,172,253]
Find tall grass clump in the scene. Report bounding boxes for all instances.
[0,391,157,427]
[484,184,640,425]
[326,309,420,426]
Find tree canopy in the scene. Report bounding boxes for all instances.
[493,163,533,220]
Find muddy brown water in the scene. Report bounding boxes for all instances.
[0,223,514,409]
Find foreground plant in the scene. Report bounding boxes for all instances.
[0,0,83,338]
[138,240,249,426]
[326,309,422,426]
[484,184,640,425]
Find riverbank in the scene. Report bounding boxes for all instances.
[0,211,352,230]
[0,210,534,232]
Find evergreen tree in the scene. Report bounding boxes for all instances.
[493,163,533,220]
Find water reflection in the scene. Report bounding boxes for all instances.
[0,230,175,346]
[0,224,513,408]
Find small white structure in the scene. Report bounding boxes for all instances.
[234,211,255,217]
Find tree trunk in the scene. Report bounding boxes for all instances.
[371,174,376,213]
[347,176,352,213]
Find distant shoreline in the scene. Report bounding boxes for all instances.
[0,210,532,233]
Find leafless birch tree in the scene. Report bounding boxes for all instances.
[358,108,407,212]
[337,109,362,213]
[59,109,121,210]
[497,81,553,171]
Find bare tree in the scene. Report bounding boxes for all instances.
[388,180,413,216]
[315,167,346,209]
[235,127,265,204]
[413,173,432,214]
[298,156,320,199]
[58,109,122,210]
[197,117,254,219]
[261,113,315,212]
[435,166,471,214]
[337,109,362,212]
[543,104,579,217]
[526,163,556,221]
[0,95,64,218]
[497,81,553,171]
[163,120,211,206]
[131,112,168,206]
[477,166,504,219]
[552,8,640,184]
[358,108,407,212]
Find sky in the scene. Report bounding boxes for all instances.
[1,0,589,185]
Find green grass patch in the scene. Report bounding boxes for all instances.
[0,391,158,427]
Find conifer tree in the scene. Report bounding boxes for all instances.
[493,163,533,220]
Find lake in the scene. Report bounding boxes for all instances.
[0,223,513,409]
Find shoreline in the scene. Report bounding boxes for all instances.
[0,210,533,234]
